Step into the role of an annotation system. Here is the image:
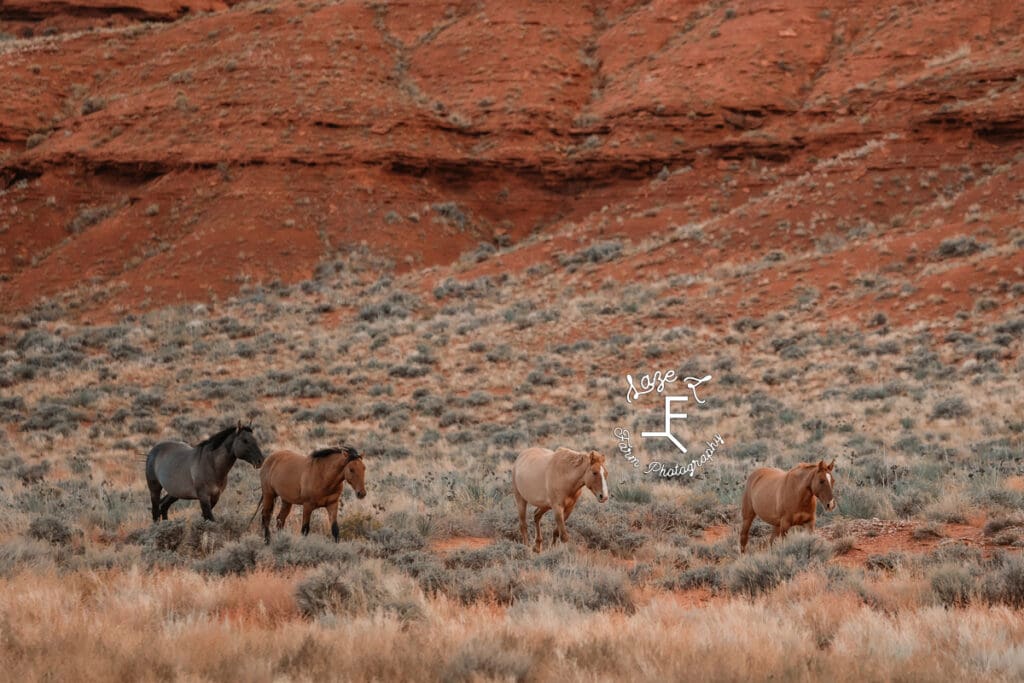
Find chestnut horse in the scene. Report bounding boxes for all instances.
[740,459,836,553]
[512,446,609,552]
[258,446,366,543]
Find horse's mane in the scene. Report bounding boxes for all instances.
[551,447,588,476]
[196,425,250,450]
[310,445,360,460]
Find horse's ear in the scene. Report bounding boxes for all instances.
[589,451,603,465]
[817,459,825,470]
[236,419,243,433]
[828,458,836,470]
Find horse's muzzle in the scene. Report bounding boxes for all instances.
[827,499,836,511]
[597,494,608,503]
[357,491,367,499]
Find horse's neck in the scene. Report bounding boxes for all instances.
[207,443,237,479]
[786,466,815,505]
[566,462,589,495]
[312,457,348,491]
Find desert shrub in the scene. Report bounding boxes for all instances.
[442,636,535,682]
[726,552,793,596]
[569,512,645,556]
[369,527,426,557]
[979,554,1024,608]
[447,564,524,605]
[294,561,425,620]
[531,564,634,612]
[930,564,973,607]
[333,511,377,540]
[0,538,56,577]
[439,410,470,427]
[931,397,971,419]
[726,532,830,596]
[295,404,349,423]
[125,519,187,551]
[267,535,362,568]
[67,204,115,234]
[392,551,448,593]
[27,516,75,546]
[197,537,263,575]
[21,402,85,435]
[633,500,688,533]
[732,440,769,460]
[444,540,528,570]
[612,484,652,505]
[775,532,833,564]
[865,552,904,571]
[358,292,417,321]
[672,564,722,591]
[389,364,430,378]
[937,235,985,258]
[983,514,1024,536]
[432,201,469,228]
[911,522,944,541]
[838,485,895,519]
[558,240,623,267]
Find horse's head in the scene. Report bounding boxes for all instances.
[231,423,265,469]
[343,447,367,499]
[582,451,609,503]
[811,459,836,511]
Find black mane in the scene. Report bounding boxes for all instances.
[310,445,360,460]
[196,425,250,451]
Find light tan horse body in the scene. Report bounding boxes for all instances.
[259,446,366,543]
[740,459,836,553]
[512,447,609,552]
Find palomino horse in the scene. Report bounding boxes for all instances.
[512,447,609,552]
[740,459,836,553]
[259,446,366,543]
[146,421,265,522]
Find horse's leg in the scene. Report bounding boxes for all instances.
[553,505,569,545]
[740,490,755,553]
[199,496,215,522]
[148,481,163,523]
[326,500,341,542]
[740,513,755,554]
[261,491,277,544]
[769,525,781,547]
[277,502,293,530]
[533,506,549,553]
[514,488,528,546]
[159,495,178,520]
[300,505,313,536]
[554,495,579,544]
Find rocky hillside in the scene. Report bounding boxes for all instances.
[1,0,1022,323]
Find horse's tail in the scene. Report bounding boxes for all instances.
[247,494,264,529]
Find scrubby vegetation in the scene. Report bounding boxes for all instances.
[2,91,1024,676]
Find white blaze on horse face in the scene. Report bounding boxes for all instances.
[826,472,833,487]
[600,466,608,501]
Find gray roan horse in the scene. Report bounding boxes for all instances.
[145,421,265,522]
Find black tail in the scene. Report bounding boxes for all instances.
[247,495,264,529]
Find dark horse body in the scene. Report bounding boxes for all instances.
[146,423,265,522]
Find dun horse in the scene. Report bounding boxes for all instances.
[146,421,265,522]
[512,447,609,552]
[259,446,366,543]
[740,459,836,553]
